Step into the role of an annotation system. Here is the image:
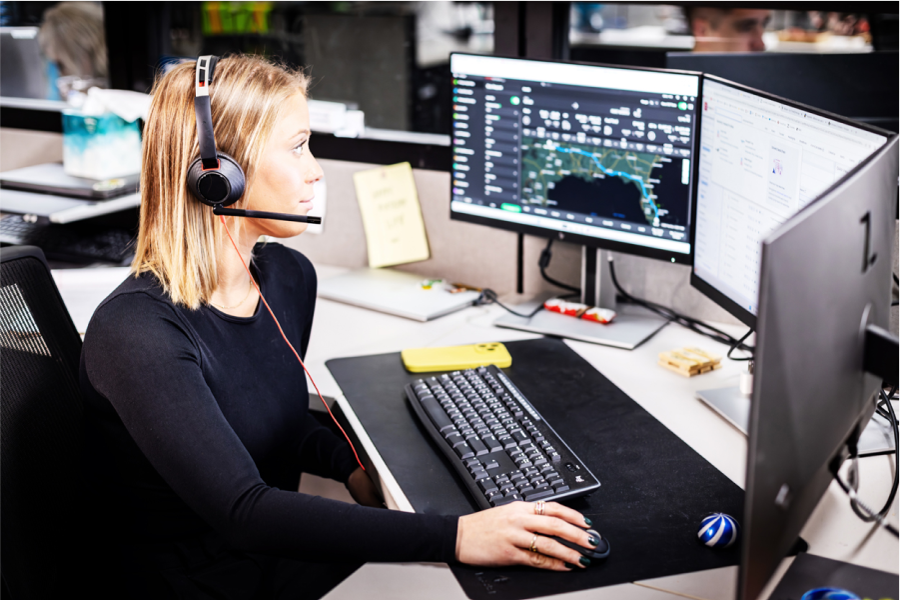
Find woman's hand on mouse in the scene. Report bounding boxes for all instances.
[455,501,595,570]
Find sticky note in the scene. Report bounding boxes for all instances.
[353,162,430,268]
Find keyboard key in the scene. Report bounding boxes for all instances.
[524,487,554,501]
[470,469,488,481]
[490,495,517,507]
[512,430,530,444]
[483,459,500,471]
[446,434,466,448]
[478,479,499,495]
[454,443,475,459]
[552,484,570,493]
[420,397,455,432]
[483,436,503,453]
[499,436,517,449]
[470,438,489,456]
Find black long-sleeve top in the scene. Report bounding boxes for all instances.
[80,242,458,568]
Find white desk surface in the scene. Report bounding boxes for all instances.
[54,263,899,600]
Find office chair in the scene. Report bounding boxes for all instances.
[0,246,90,598]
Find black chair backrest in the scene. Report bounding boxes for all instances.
[1,246,86,599]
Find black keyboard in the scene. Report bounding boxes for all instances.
[0,214,135,264]
[406,365,600,510]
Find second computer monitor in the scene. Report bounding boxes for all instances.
[449,53,701,264]
[691,75,888,327]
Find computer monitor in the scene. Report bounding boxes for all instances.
[0,27,48,99]
[691,75,890,330]
[690,74,891,436]
[742,135,898,600]
[666,52,899,135]
[448,53,702,349]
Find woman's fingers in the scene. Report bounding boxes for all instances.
[516,528,588,568]
[524,514,597,550]
[536,501,592,529]
[515,546,573,571]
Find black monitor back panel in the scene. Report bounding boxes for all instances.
[667,51,899,134]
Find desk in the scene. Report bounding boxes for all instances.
[56,263,899,600]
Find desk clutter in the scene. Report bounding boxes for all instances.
[658,346,723,378]
[327,338,745,600]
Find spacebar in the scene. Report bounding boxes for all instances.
[420,397,455,432]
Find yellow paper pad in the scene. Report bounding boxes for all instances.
[353,162,430,268]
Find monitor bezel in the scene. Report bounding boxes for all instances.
[689,73,895,329]
[447,52,703,266]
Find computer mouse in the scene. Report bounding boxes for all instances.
[540,528,610,561]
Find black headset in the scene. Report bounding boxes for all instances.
[185,55,320,224]
[186,56,246,208]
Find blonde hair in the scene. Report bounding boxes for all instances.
[39,2,108,79]
[132,55,310,309]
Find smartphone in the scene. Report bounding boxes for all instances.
[401,342,512,373]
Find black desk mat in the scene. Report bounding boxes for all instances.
[327,338,744,600]
[768,553,898,599]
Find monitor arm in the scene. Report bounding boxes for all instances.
[864,324,899,388]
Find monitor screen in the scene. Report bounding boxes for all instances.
[449,53,701,263]
[692,76,888,325]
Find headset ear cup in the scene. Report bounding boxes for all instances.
[216,153,246,206]
[186,153,246,207]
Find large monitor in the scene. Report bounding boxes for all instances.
[449,53,700,263]
[691,75,889,328]
[449,53,701,349]
[742,135,898,600]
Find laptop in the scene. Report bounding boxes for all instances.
[317,268,481,322]
[0,163,140,199]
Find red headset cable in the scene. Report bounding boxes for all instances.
[219,214,366,473]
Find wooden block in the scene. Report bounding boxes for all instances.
[658,347,723,378]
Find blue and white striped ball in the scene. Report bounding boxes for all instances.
[800,588,860,600]
[697,513,739,548]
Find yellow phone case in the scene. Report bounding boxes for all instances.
[401,343,512,373]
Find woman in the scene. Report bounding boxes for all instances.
[80,55,597,598]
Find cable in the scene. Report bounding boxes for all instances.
[607,257,754,353]
[726,328,754,362]
[832,398,900,538]
[832,386,899,536]
[219,215,366,473]
[893,272,899,286]
[477,288,547,319]
[539,239,580,294]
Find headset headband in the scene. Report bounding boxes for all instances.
[194,55,220,170]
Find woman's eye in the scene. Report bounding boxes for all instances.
[292,141,306,156]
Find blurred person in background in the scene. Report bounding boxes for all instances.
[684,7,771,52]
[38,1,108,97]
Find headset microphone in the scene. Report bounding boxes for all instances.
[212,206,321,224]
[187,55,323,226]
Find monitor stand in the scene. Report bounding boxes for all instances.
[494,247,669,350]
[697,386,898,457]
